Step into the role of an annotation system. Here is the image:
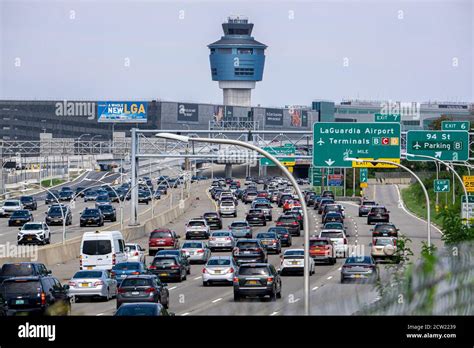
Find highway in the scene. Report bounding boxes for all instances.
[39,168,443,316]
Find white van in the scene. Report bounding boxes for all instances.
[80,231,127,270]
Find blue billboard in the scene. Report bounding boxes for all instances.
[97,101,147,123]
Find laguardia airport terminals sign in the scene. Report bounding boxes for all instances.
[313,122,401,168]
[98,101,148,123]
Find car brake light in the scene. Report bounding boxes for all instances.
[68,281,76,287]
[40,292,46,305]
[149,265,156,270]
[145,287,156,293]
[93,280,104,286]
[134,252,139,256]
[196,249,204,254]
[225,237,231,241]
[112,253,116,265]
[202,268,207,274]
[111,271,116,277]
[293,222,298,225]
[228,267,234,274]
[233,277,239,283]
[131,271,140,275]
[210,237,216,241]
[118,288,126,294]
[267,277,274,283]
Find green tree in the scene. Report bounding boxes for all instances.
[439,206,474,244]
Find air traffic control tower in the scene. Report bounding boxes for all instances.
[208,16,267,106]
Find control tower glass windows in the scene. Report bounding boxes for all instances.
[237,48,253,55]
[228,28,250,35]
[234,68,254,76]
[210,48,216,54]
[255,49,264,55]
[217,48,232,54]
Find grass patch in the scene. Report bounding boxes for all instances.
[40,178,65,188]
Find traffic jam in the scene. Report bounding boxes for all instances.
[0,175,401,316]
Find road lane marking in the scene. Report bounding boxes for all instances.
[338,267,342,271]
[194,276,201,280]
[168,286,177,290]
[326,276,333,280]
[181,312,190,316]
[96,313,105,316]
[292,298,301,303]
[312,286,319,291]
[212,298,222,303]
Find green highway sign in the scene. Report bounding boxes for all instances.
[406,130,469,161]
[260,144,295,166]
[434,179,450,193]
[462,195,474,203]
[309,167,333,186]
[312,122,401,168]
[374,114,401,123]
[360,168,368,183]
[441,121,470,131]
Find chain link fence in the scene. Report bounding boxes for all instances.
[360,241,473,315]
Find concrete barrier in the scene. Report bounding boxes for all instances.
[0,186,201,267]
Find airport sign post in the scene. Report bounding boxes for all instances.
[461,195,474,225]
[360,168,368,183]
[312,122,401,168]
[260,144,296,166]
[463,176,474,193]
[441,121,470,131]
[406,130,469,161]
[374,113,401,123]
[434,179,450,193]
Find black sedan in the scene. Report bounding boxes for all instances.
[79,208,104,227]
[115,303,172,316]
[203,212,223,230]
[148,255,187,282]
[59,190,74,202]
[267,226,292,247]
[45,205,72,226]
[138,190,151,204]
[322,212,344,224]
[8,210,34,226]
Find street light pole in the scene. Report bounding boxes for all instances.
[156,132,311,315]
[346,157,432,248]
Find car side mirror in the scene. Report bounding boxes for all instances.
[45,212,47,214]
[277,269,281,274]
[176,235,181,239]
[18,228,22,230]
[162,283,168,287]
[47,270,52,274]
[63,285,70,290]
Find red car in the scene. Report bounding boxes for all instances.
[148,229,180,256]
[309,237,336,264]
[257,191,269,199]
[283,199,301,212]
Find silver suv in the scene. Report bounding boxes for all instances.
[219,201,237,217]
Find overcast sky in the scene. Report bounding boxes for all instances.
[0,0,472,106]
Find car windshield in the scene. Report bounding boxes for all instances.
[4,201,20,207]
[203,213,218,218]
[239,267,269,276]
[310,240,329,246]
[278,217,296,223]
[320,231,344,238]
[49,207,67,215]
[113,263,140,270]
[73,271,103,279]
[231,222,248,228]
[0,264,36,277]
[99,205,114,212]
[212,232,230,237]
[372,208,387,213]
[362,201,376,206]
[284,250,304,257]
[321,200,334,205]
[220,202,234,207]
[20,197,33,202]
[249,209,262,214]
[151,231,172,238]
[59,191,71,196]
[346,256,372,264]
[236,242,258,249]
[375,238,394,246]
[268,227,287,234]
[22,223,43,230]
[207,258,231,266]
[324,223,343,229]
[256,233,276,239]
[126,245,137,251]
[374,225,397,234]
[85,191,97,196]
[182,242,202,249]
[326,213,341,218]
[82,209,99,217]
[188,221,205,227]
[116,305,157,316]
[152,258,177,266]
[82,240,112,255]
[11,211,29,217]
[97,195,109,200]
[2,280,42,294]
[254,204,269,209]
[120,278,151,287]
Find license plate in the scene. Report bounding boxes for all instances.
[16,220,21,223]
[214,270,221,274]
[27,237,32,240]
[88,220,93,222]
[131,291,139,295]
[15,300,25,305]
[81,283,89,287]
[87,266,93,270]
[247,280,258,285]
[160,273,168,276]
[291,261,299,265]
[54,219,60,222]
[243,251,251,254]
[354,274,362,278]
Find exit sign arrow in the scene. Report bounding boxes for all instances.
[325,159,335,166]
